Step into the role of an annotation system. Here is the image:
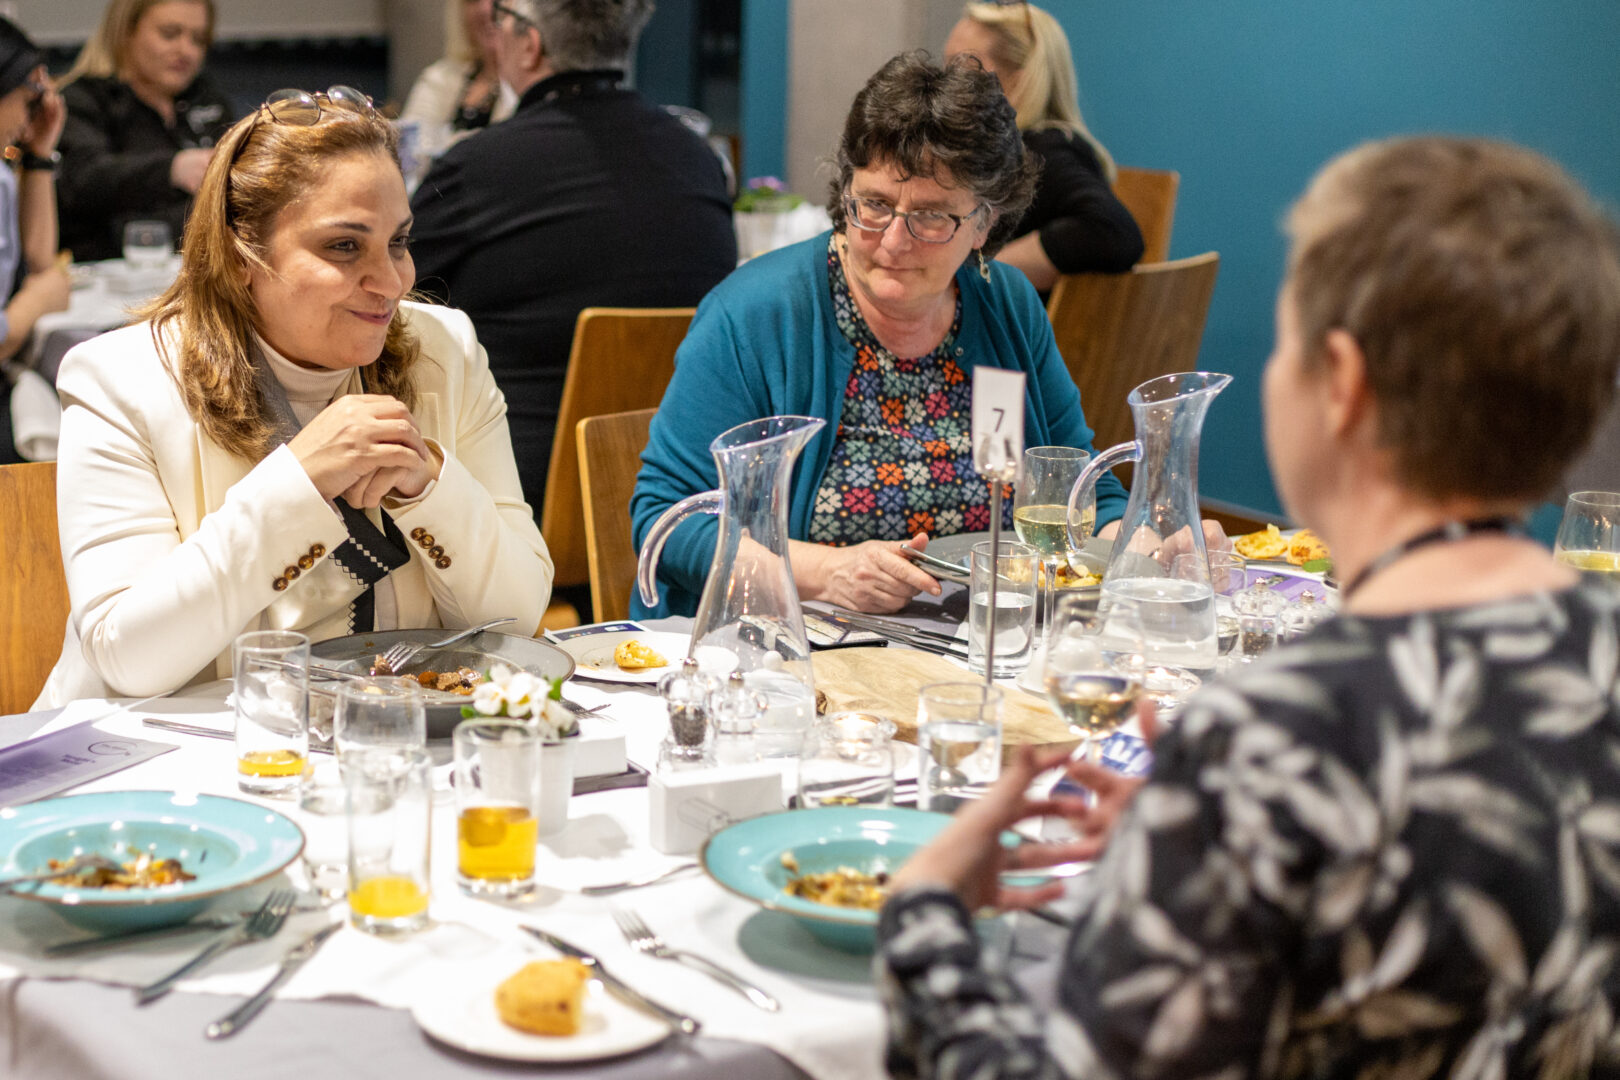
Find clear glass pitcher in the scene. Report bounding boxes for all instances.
[637,415,825,757]
[1066,372,1232,673]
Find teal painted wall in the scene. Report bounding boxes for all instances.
[1039,0,1620,515]
[739,0,789,182]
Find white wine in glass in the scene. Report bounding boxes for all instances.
[1016,447,1095,653]
[1555,491,1620,580]
[1042,593,1145,762]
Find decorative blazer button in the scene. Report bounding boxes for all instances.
[410,527,426,541]
[428,545,445,560]
[418,533,435,548]
[297,554,315,570]
[272,577,289,591]
[284,565,301,581]
[435,556,452,570]
[310,543,326,557]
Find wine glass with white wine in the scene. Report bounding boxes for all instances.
[1042,592,1146,767]
[1016,447,1096,656]
[1555,491,1620,580]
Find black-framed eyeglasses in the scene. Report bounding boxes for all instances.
[843,194,988,244]
[491,0,535,29]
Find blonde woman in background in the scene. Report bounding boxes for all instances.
[57,0,234,261]
[945,1,1142,291]
[398,0,517,181]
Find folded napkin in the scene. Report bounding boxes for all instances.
[8,367,60,461]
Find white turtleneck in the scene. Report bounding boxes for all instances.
[260,336,407,631]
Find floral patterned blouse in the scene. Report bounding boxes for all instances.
[808,237,1014,545]
[877,583,1620,1079]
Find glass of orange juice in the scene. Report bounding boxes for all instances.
[233,630,310,797]
[346,749,432,934]
[453,718,541,899]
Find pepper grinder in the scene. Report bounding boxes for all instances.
[657,658,717,770]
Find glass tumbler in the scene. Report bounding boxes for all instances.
[333,680,426,764]
[233,630,310,797]
[916,683,1004,813]
[797,712,896,808]
[122,219,172,269]
[346,749,433,934]
[968,540,1040,677]
[296,760,348,901]
[453,718,542,899]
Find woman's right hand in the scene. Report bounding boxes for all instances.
[289,395,432,506]
[796,532,940,613]
[169,148,214,194]
[19,266,71,314]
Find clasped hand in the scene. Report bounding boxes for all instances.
[289,394,437,508]
[889,704,1159,913]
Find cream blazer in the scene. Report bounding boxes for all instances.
[36,302,554,707]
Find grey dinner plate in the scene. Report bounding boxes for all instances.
[310,630,575,739]
[925,531,1107,593]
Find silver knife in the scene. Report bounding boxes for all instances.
[141,717,335,755]
[204,921,342,1039]
[519,925,701,1035]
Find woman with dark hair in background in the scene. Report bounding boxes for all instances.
[946,2,1143,291]
[632,52,1129,618]
[57,0,234,261]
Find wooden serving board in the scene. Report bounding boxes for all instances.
[810,647,1079,764]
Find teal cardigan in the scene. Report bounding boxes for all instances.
[630,232,1129,618]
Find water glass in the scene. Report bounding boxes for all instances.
[346,749,433,934]
[297,761,348,901]
[333,680,426,764]
[798,712,896,808]
[1177,551,1247,658]
[233,630,310,797]
[122,219,171,269]
[453,719,541,899]
[968,540,1040,677]
[1554,491,1620,577]
[917,683,1003,813]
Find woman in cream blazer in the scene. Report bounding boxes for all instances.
[36,89,552,706]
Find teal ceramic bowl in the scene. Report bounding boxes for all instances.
[701,806,952,953]
[0,791,305,932]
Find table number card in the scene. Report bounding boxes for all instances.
[0,721,177,807]
[972,367,1026,482]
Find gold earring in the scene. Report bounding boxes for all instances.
[977,250,991,284]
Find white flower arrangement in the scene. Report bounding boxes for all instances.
[462,663,578,742]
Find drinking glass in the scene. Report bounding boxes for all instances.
[1554,491,1620,578]
[968,539,1040,677]
[122,219,172,269]
[347,749,433,934]
[798,712,896,808]
[333,680,426,764]
[1176,551,1247,660]
[1043,592,1145,765]
[297,761,348,901]
[233,630,310,797]
[1015,447,1095,650]
[917,683,1003,813]
[453,719,541,899]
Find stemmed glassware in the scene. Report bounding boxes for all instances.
[1015,447,1096,654]
[1554,491,1620,578]
[1042,593,1146,766]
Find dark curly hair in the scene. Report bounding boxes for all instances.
[827,51,1038,257]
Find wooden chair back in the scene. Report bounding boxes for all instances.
[1112,166,1179,263]
[576,409,657,624]
[1046,252,1220,453]
[0,463,69,714]
[540,308,694,593]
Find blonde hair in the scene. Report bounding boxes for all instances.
[961,2,1115,183]
[62,0,215,85]
[142,102,421,462]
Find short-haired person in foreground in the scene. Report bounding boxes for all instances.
[631,52,1129,619]
[877,137,1620,1078]
[409,0,736,510]
[36,88,551,707]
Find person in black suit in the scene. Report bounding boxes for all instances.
[409,0,737,511]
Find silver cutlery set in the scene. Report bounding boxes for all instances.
[805,603,972,660]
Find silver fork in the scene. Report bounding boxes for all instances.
[613,909,780,1012]
[375,617,516,674]
[135,888,297,1005]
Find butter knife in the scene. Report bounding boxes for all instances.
[205,921,342,1039]
[519,925,701,1035]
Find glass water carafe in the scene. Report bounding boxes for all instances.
[1067,372,1231,674]
[637,415,825,757]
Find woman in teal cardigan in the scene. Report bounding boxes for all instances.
[631,53,1128,618]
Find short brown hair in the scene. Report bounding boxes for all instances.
[1287,136,1620,501]
[828,51,1037,258]
[143,99,420,462]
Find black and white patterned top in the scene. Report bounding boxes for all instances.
[878,583,1620,1080]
